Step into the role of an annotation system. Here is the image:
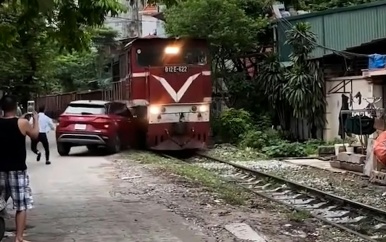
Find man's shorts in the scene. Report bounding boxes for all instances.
[0,171,33,211]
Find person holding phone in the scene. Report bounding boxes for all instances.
[0,95,38,242]
[29,105,55,165]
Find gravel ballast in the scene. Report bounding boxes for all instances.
[201,144,386,211]
[119,150,367,242]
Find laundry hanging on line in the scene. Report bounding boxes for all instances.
[344,115,376,135]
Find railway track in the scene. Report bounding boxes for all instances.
[168,152,386,242]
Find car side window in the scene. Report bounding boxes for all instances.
[107,103,117,114]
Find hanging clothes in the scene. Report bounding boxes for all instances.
[344,115,376,135]
[338,94,349,138]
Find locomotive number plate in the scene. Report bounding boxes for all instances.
[164,66,188,73]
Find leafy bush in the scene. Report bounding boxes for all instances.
[325,137,344,145]
[215,108,253,143]
[239,129,282,150]
[262,141,306,158]
[302,139,324,155]
[254,114,272,131]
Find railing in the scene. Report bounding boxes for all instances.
[35,79,129,119]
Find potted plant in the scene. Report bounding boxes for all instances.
[346,136,357,153]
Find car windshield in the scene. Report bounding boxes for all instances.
[64,104,106,115]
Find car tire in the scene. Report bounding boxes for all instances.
[57,142,71,156]
[107,135,120,154]
[87,145,99,152]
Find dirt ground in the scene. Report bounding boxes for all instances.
[115,152,365,242]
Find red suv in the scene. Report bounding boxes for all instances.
[56,100,134,156]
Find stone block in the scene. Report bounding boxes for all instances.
[341,161,364,173]
[330,160,364,173]
[337,152,366,164]
[330,160,341,169]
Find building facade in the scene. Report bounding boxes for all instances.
[104,0,166,39]
[275,1,386,141]
[139,4,166,37]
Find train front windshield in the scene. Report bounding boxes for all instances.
[136,45,207,67]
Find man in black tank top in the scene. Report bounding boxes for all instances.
[0,95,39,242]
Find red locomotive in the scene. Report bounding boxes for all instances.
[36,37,212,151]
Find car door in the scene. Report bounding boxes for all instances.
[114,103,133,147]
[108,103,123,140]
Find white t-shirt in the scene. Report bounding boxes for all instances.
[29,113,55,133]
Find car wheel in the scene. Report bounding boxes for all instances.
[57,142,71,156]
[87,145,99,152]
[107,135,120,154]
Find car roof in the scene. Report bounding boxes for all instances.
[69,100,110,105]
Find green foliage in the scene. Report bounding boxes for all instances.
[214,108,325,158]
[262,141,307,158]
[47,27,119,93]
[1,0,125,51]
[165,0,268,51]
[0,0,123,102]
[215,108,253,144]
[259,54,286,107]
[258,22,326,138]
[292,0,376,11]
[164,0,271,116]
[302,139,324,155]
[239,129,282,150]
[51,52,97,92]
[254,114,272,130]
[283,22,326,132]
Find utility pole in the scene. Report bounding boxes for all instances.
[130,0,141,37]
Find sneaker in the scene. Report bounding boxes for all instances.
[36,152,41,162]
[45,161,51,165]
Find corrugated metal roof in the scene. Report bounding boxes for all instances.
[276,0,386,62]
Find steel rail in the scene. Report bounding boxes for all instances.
[196,153,386,242]
[198,153,386,217]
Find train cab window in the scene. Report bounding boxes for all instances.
[137,47,207,66]
[185,50,207,65]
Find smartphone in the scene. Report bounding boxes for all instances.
[27,100,35,114]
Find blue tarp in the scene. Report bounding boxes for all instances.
[368,54,386,69]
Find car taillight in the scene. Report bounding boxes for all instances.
[94,118,111,129]
[94,118,110,123]
[57,117,66,126]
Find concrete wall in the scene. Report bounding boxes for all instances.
[141,15,166,37]
[324,76,383,141]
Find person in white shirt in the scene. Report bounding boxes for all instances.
[29,106,55,165]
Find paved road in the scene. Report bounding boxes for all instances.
[3,132,210,242]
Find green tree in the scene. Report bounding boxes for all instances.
[284,22,326,137]
[259,22,325,138]
[165,0,270,111]
[0,0,125,51]
[258,54,291,130]
[42,27,119,93]
[0,0,123,103]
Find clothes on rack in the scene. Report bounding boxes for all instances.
[344,115,376,135]
[338,94,349,138]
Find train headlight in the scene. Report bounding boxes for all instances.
[149,106,161,115]
[198,105,208,112]
[164,46,179,54]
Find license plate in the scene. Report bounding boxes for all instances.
[74,124,86,130]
